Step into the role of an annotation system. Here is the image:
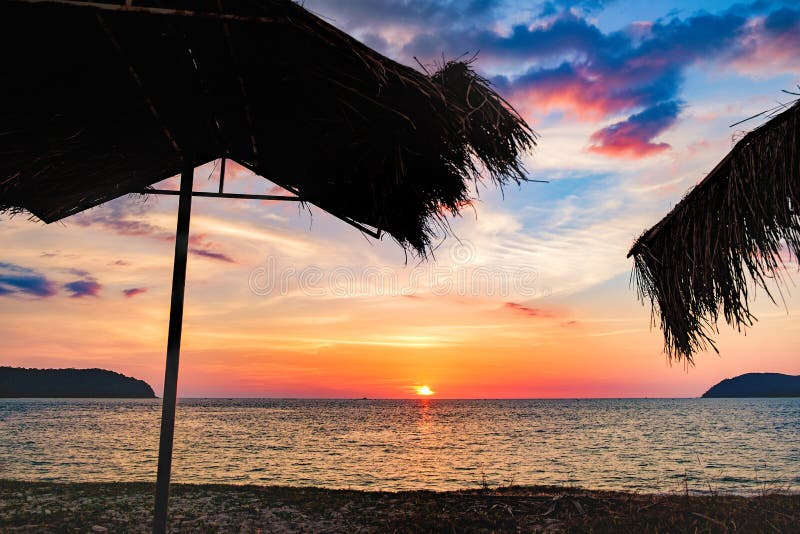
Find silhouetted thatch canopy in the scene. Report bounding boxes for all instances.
[628,99,800,362]
[0,0,535,255]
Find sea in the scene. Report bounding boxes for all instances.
[1,398,798,494]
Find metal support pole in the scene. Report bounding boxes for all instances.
[218,157,226,194]
[153,166,193,534]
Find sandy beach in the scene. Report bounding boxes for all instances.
[1,480,798,533]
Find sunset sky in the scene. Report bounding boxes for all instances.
[1,0,799,398]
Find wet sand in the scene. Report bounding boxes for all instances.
[1,480,798,532]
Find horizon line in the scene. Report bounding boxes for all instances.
[167,396,712,400]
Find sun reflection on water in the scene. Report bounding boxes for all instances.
[1,398,797,493]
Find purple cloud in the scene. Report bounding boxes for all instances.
[64,279,102,298]
[0,262,58,298]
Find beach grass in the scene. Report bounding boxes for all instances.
[1,479,798,532]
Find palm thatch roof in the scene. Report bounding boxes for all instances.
[0,0,535,255]
[628,99,800,362]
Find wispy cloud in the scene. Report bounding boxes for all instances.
[504,301,553,317]
[75,197,238,263]
[190,248,236,263]
[188,233,237,263]
[74,197,171,240]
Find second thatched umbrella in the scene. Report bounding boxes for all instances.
[628,99,800,361]
[0,1,536,532]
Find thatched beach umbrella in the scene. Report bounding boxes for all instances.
[0,0,535,531]
[628,99,799,362]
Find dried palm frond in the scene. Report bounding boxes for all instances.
[628,99,800,361]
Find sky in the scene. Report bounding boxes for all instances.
[1,0,799,398]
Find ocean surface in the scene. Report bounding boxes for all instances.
[1,398,798,494]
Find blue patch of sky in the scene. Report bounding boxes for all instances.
[478,171,620,230]
[598,0,800,34]
[681,65,799,109]
[592,0,741,32]
[481,169,610,205]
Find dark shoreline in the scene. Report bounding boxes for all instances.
[2,480,798,533]
[0,367,156,399]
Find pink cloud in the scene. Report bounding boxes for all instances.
[588,101,681,159]
[122,287,147,298]
[588,136,670,158]
[730,15,800,76]
[509,68,641,121]
[504,301,553,318]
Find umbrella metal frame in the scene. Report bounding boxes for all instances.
[146,160,302,533]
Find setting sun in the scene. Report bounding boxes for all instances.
[415,385,434,396]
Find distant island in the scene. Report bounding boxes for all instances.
[0,367,156,398]
[702,373,800,398]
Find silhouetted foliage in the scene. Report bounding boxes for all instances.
[0,367,155,398]
[702,373,800,398]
